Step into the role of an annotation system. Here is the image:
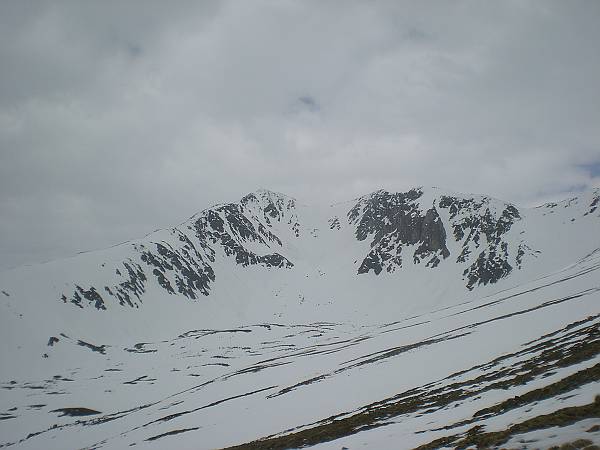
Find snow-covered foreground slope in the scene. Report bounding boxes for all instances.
[0,187,599,449]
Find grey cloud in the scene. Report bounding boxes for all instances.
[1,1,599,269]
[298,96,319,112]
[579,162,600,178]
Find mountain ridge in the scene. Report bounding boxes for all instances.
[4,186,597,309]
[3,186,597,274]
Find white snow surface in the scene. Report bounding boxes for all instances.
[0,187,599,449]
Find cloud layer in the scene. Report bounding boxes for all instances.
[1,1,599,269]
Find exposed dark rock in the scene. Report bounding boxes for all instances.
[153,269,174,294]
[123,375,156,385]
[464,250,513,290]
[439,195,526,289]
[328,217,341,230]
[125,343,157,354]
[516,242,540,269]
[77,340,106,354]
[413,208,451,265]
[193,201,293,271]
[241,190,299,232]
[112,262,147,307]
[65,285,106,310]
[47,337,59,347]
[146,427,200,441]
[350,189,450,274]
[141,237,214,299]
[50,407,101,417]
[357,250,386,275]
[586,194,599,216]
[439,196,520,245]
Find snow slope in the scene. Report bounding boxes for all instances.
[0,187,599,449]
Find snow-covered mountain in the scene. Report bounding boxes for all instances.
[1,187,599,449]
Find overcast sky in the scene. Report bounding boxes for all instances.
[1,1,599,270]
